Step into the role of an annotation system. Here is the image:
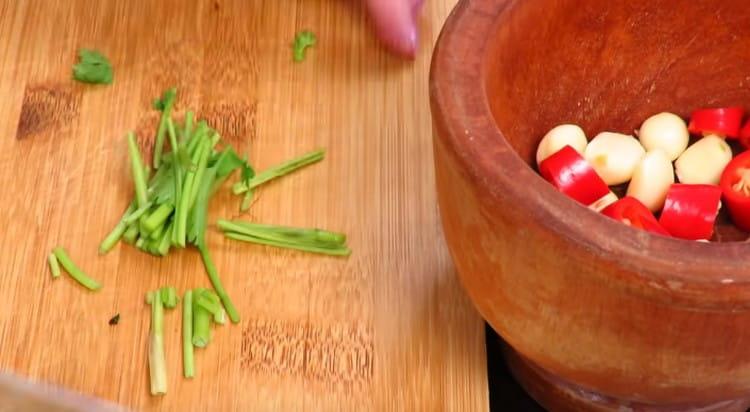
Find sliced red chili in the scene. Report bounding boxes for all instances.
[738,119,750,149]
[687,107,744,138]
[601,196,670,236]
[538,145,610,206]
[658,184,722,240]
[719,151,750,231]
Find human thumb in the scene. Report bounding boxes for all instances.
[365,0,424,58]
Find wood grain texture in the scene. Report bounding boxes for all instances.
[0,0,487,411]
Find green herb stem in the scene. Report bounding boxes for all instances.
[127,132,149,208]
[52,248,102,290]
[182,290,195,378]
[123,201,153,225]
[99,203,137,254]
[232,149,324,194]
[142,204,174,233]
[198,246,240,323]
[147,291,167,395]
[153,88,177,169]
[192,304,212,348]
[123,223,139,244]
[48,253,61,279]
[217,220,346,246]
[224,232,351,256]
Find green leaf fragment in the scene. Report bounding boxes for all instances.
[292,30,317,62]
[72,49,113,84]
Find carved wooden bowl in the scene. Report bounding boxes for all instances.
[430,1,750,410]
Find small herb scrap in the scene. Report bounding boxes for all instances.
[292,30,317,62]
[48,253,61,279]
[109,314,121,325]
[72,49,113,84]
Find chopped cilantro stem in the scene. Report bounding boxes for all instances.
[53,248,102,290]
[224,232,351,256]
[147,291,167,395]
[123,201,153,225]
[160,286,179,309]
[153,88,177,169]
[176,140,209,246]
[198,246,240,323]
[183,112,194,144]
[192,304,211,348]
[213,308,227,325]
[195,289,222,317]
[188,139,213,209]
[143,204,174,233]
[171,166,184,246]
[182,290,195,378]
[156,222,173,256]
[99,203,137,254]
[48,253,61,278]
[232,149,325,194]
[218,220,346,246]
[127,132,149,208]
[123,223,139,244]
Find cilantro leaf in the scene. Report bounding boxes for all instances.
[292,30,317,62]
[72,49,113,84]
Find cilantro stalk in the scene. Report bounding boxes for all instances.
[47,253,61,279]
[142,203,174,233]
[127,132,149,208]
[232,149,324,194]
[224,232,351,256]
[182,290,195,378]
[147,290,167,395]
[53,248,102,290]
[217,220,350,256]
[192,303,212,348]
[153,88,177,169]
[99,203,137,254]
[198,246,239,323]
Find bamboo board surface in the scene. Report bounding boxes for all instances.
[0,0,488,410]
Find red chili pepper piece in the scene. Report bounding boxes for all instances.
[538,145,610,206]
[601,196,670,236]
[719,151,750,231]
[738,119,750,149]
[658,184,722,240]
[687,107,744,138]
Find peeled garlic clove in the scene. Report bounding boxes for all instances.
[588,191,619,212]
[626,149,674,211]
[675,135,732,185]
[585,132,646,185]
[536,124,587,166]
[638,112,689,161]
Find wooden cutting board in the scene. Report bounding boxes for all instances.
[0,0,488,410]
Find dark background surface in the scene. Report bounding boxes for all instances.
[486,324,546,411]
